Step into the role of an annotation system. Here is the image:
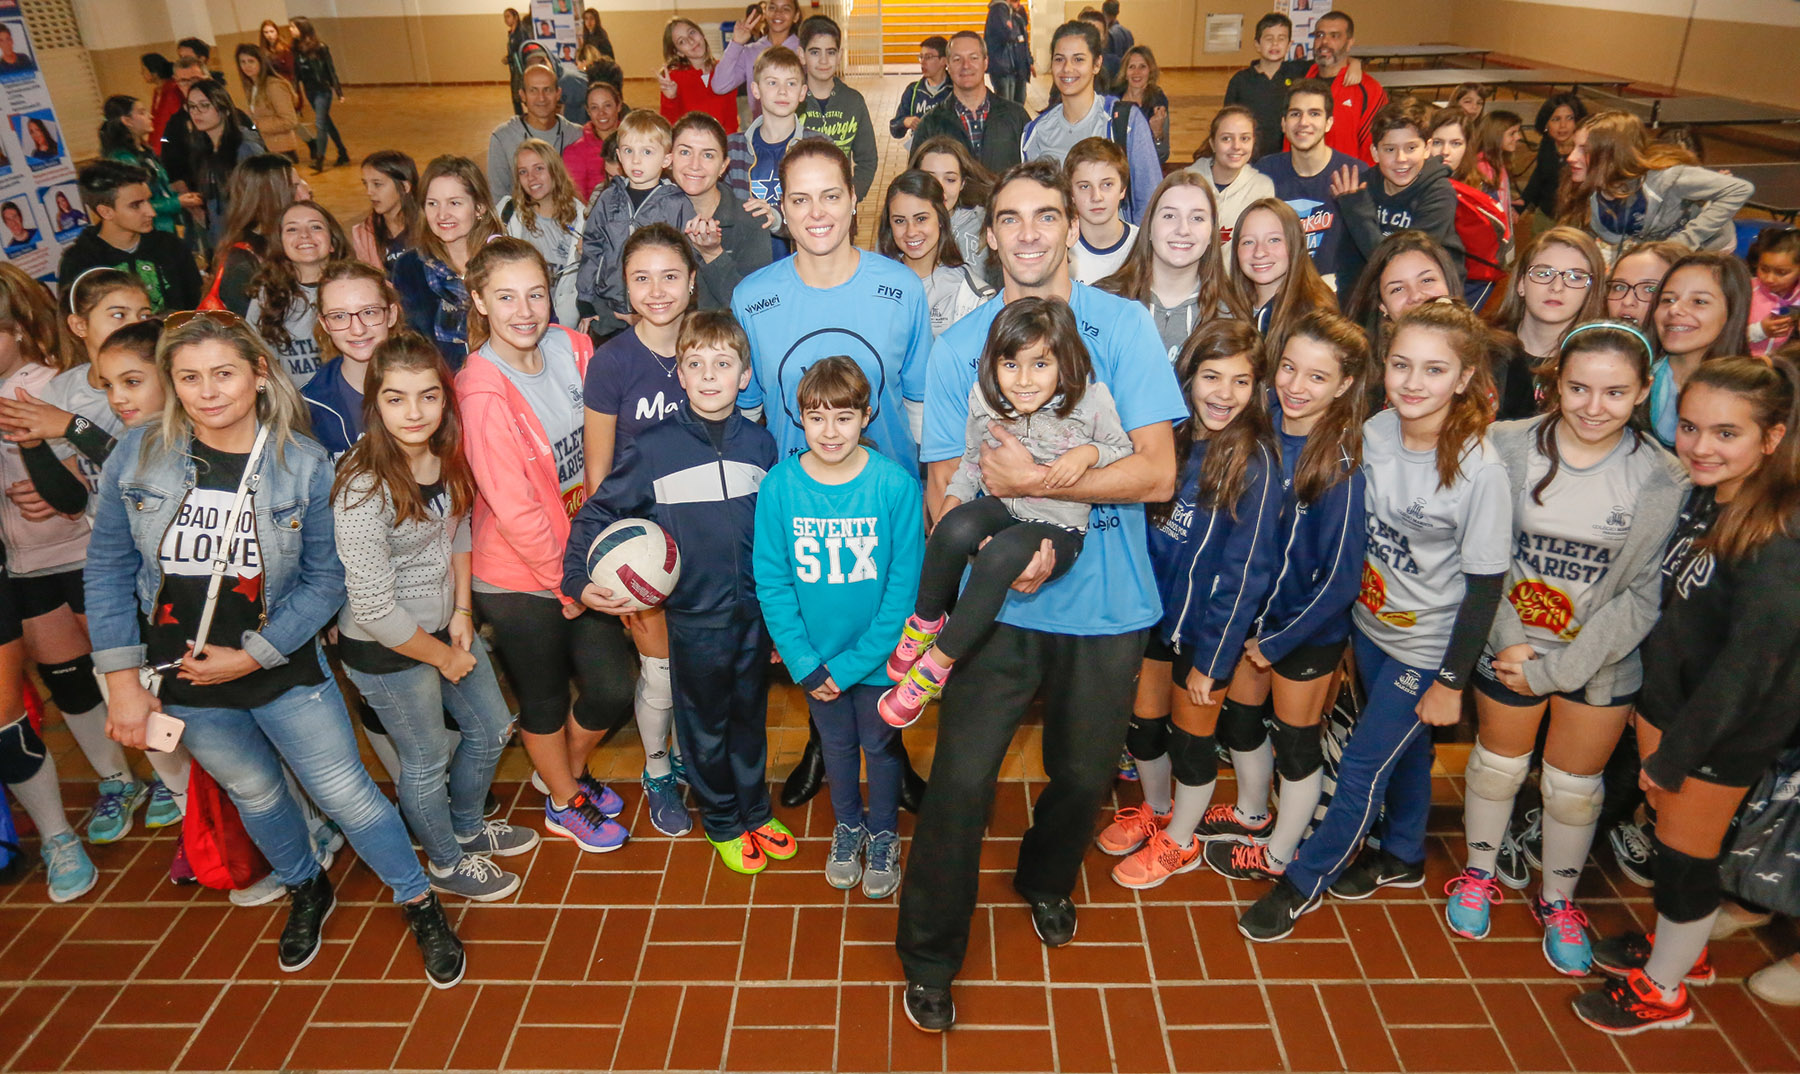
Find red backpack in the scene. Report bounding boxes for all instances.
[183,763,272,890]
[1450,178,1514,283]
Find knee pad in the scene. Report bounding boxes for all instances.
[1652,838,1722,923]
[1540,762,1604,828]
[1270,719,1324,782]
[1167,726,1219,787]
[1125,715,1170,761]
[0,718,47,783]
[1216,697,1270,753]
[1463,740,1532,802]
[38,656,101,715]
[636,655,672,709]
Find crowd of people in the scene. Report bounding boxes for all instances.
[1,0,1797,1044]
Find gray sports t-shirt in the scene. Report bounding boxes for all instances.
[484,330,586,503]
[1353,408,1512,667]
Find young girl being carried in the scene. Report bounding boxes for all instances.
[878,170,989,337]
[880,297,1136,727]
[1488,226,1607,420]
[1104,319,1279,890]
[244,200,352,388]
[1229,197,1337,362]
[1447,321,1688,977]
[1098,171,1249,363]
[1646,251,1752,447]
[1747,226,1800,357]
[498,138,586,329]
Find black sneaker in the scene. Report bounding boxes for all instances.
[1606,819,1655,888]
[1571,970,1693,1035]
[402,892,466,989]
[278,871,335,972]
[1238,877,1322,942]
[1590,931,1714,985]
[1495,808,1538,891]
[1023,894,1077,947]
[903,982,955,1032]
[1327,847,1425,900]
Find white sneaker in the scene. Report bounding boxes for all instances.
[1710,902,1774,941]
[228,872,286,907]
[530,771,549,795]
[1749,957,1800,1006]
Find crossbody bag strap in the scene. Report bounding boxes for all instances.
[189,425,270,658]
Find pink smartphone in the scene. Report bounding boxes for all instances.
[144,710,185,752]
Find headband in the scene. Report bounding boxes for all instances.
[65,265,134,306]
[1562,318,1653,359]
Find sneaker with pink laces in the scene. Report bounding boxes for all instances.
[878,657,949,728]
[1111,829,1203,890]
[887,614,944,682]
[1194,802,1273,843]
[1204,839,1285,881]
[1095,804,1170,856]
[1444,867,1504,939]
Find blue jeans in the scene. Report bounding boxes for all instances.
[1285,628,1436,900]
[171,667,428,903]
[811,684,900,835]
[309,92,348,162]
[343,639,512,870]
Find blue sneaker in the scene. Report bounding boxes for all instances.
[576,774,625,818]
[43,832,97,902]
[311,817,346,871]
[545,792,629,853]
[144,779,181,829]
[1117,749,1139,782]
[1444,867,1504,939]
[86,778,148,844]
[641,770,691,836]
[1533,895,1594,977]
[669,752,689,788]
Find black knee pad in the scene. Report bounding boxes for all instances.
[0,719,47,783]
[1651,838,1721,923]
[1216,697,1269,753]
[1270,719,1325,782]
[1167,726,1218,787]
[1126,715,1170,761]
[38,656,101,715]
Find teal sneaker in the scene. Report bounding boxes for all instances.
[144,779,182,829]
[87,778,148,844]
[43,832,97,902]
[1444,867,1504,940]
[1534,895,1594,977]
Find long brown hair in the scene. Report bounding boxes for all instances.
[1227,197,1335,365]
[1344,229,1462,363]
[1649,250,1753,361]
[1529,320,1655,505]
[334,331,476,526]
[417,155,502,270]
[251,201,351,347]
[976,297,1091,419]
[1282,309,1368,504]
[1390,301,1497,489]
[464,237,550,350]
[909,135,994,211]
[290,15,324,56]
[0,264,61,371]
[877,170,964,270]
[1164,319,1272,523]
[509,138,580,232]
[1557,110,1698,231]
[59,267,148,369]
[1099,171,1250,322]
[1424,108,1480,185]
[1684,357,1800,560]
[314,259,402,360]
[662,17,715,71]
[361,149,420,253]
[217,154,299,259]
[1492,225,1608,341]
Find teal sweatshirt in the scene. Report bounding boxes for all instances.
[753,449,924,688]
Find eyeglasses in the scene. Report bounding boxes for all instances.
[1525,265,1594,288]
[1606,280,1660,302]
[184,99,216,114]
[320,305,391,330]
[163,309,244,331]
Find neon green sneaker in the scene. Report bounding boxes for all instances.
[750,818,798,861]
[710,832,767,874]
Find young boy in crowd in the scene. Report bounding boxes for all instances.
[1259,79,1363,290]
[797,16,878,201]
[1021,19,1160,224]
[1066,137,1136,285]
[727,46,827,257]
[1225,14,1321,161]
[1334,98,1464,295]
[578,110,693,338]
[57,160,201,312]
[565,309,787,875]
[890,35,952,146]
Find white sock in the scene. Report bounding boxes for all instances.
[1644,913,1714,999]
[1462,744,1531,876]
[362,728,403,785]
[636,656,674,779]
[9,746,71,839]
[143,745,191,815]
[1232,740,1274,820]
[1136,754,1173,814]
[62,703,130,783]
[1266,770,1323,866]
[1539,770,1604,904]
[1164,779,1216,846]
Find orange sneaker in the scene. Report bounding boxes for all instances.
[1095,804,1171,856]
[1111,829,1203,890]
[749,818,798,861]
[711,832,767,874]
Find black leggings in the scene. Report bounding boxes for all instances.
[918,496,1083,662]
[473,589,636,736]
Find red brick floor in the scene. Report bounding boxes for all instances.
[5,769,1800,1073]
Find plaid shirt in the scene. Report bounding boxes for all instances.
[952,95,992,156]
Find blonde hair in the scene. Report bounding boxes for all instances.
[617,109,673,150]
[510,138,580,232]
[153,312,311,464]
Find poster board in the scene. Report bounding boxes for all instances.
[0,0,74,285]
[1275,0,1333,61]
[532,0,583,66]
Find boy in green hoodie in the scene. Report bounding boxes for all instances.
[797,15,878,201]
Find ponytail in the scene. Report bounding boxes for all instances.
[1689,356,1800,561]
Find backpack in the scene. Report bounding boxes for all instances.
[1449,178,1513,282]
[198,242,255,312]
[1107,98,1136,151]
[183,762,272,891]
[0,786,24,884]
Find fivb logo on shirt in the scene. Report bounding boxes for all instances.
[791,516,880,584]
[159,489,262,595]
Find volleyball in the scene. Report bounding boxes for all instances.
[585,518,681,612]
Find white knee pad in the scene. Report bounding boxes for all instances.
[1463,740,1531,802]
[636,655,672,710]
[1541,762,1604,827]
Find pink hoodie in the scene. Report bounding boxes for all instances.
[1749,275,1800,357]
[456,325,592,602]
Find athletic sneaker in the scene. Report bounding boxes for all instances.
[144,779,181,829]
[1590,931,1714,985]
[575,774,626,817]
[710,831,766,874]
[1095,804,1170,856]
[229,872,286,907]
[1238,877,1322,942]
[42,832,97,903]
[544,793,629,853]
[86,778,148,844]
[428,855,522,901]
[1194,803,1273,843]
[749,819,797,860]
[1606,820,1655,887]
[168,837,197,886]
[669,752,690,788]
[886,614,942,682]
[1111,829,1203,890]
[640,770,692,836]
[1205,839,1284,881]
[878,658,948,728]
[862,830,902,900]
[1444,867,1504,939]
[1571,970,1692,1035]
[278,872,335,972]
[402,892,465,989]
[1495,829,1530,891]
[311,818,346,871]
[826,823,867,889]
[1023,893,1077,946]
[456,819,540,857]
[904,982,955,1032]
[1533,896,1593,976]
[1328,847,1426,900]
[1116,749,1139,782]
[1516,807,1544,870]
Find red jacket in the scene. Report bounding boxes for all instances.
[149,79,185,151]
[1306,64,1387,164]
[659,65,739,135]
[562,126,609,203]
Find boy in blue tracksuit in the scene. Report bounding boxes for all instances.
[563,310,785,876]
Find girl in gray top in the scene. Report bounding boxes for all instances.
[1563,111,1754,261]
[1453,321,1689,976]
[244,201,349,389]
[332,332,539,902]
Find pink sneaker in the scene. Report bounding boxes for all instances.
[878,656,949,728]
[887,614,944,682]
[168,831,197,886]
[1111,829,1203,890]
[1095,804,1171,856]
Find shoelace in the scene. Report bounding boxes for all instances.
[476,820,516,846]
[454,856,504,883]
[408,899,457,944]
[91,790,125,821]
[1617,822,1652,859]
[45,836,82,875]
[1229,843,1270,871]
[1541,901,1590,945]
[866,833,898,872]
[1145,830,1190,871]
[1445,870,1503,909]
[1111,805,1160,841]
[1200,803,1237,825]
[829,826,864,862]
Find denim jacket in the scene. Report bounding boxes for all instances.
[84,424,345,676]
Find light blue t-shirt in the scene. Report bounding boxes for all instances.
[734,252,932,465]
[922,283,1187,636]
